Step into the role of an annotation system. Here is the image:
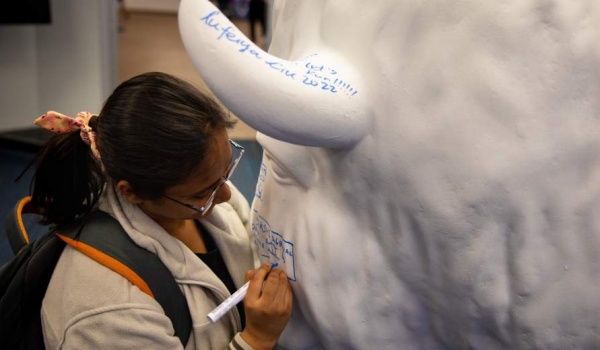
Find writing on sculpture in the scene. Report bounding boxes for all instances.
[255,163,267,201]
[199,11,359,96]
[252,210,297,281]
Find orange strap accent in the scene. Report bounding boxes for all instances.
[16,197,32,244]
[56,233,155,298]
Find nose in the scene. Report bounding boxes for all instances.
[213,181,232,205]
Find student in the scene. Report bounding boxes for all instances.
[33,72,292,349]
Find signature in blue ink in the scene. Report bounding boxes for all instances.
[201,11,262,59]
[197,10,359,97]
[255,163,267,200]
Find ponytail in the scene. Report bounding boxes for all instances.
[30,131,105,228]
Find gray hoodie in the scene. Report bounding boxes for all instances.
[41,183,259,349]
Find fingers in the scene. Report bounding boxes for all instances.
[241,266,293,348]
[260,267,283,302]
[245,264,290,304]
[244,269,256,283]
[246,263,272,299]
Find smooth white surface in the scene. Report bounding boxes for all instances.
[181,0,600,348]
[179,0,369,148]
[0,0,118,132]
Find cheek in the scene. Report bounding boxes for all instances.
[137,200,165,217]
[138,200,176,218]
[138,200,190,220]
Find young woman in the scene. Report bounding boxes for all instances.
[33,72,292,349]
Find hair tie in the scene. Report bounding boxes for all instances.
[34,111,101,160]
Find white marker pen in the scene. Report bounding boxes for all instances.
[207,263,278,323]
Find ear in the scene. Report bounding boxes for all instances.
[116,180,143,204]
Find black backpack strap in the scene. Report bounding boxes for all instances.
[0,228,65,350]
[4,199,192,346]
[56,212,193,346]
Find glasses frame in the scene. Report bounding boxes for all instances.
[163,139,245,215]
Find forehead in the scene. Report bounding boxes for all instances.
[166,130,232,196]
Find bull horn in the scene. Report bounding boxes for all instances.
[178,0,369,148]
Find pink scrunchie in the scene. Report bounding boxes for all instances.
[34,111,101,160]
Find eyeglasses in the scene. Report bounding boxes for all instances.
[163,139,245,215]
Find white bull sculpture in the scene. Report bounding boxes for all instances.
[179,1,600,348]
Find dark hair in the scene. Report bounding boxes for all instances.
[31,72,236,228]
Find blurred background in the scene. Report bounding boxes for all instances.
[0,0,270,142]
[0,0,270,264]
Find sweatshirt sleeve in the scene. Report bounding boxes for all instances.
[47,304,183,350]
[228,332,255,350]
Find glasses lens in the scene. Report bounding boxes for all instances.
[200,189,218,213]
[197,142,243,213]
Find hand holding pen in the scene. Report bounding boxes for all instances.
[240,263,293,350]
